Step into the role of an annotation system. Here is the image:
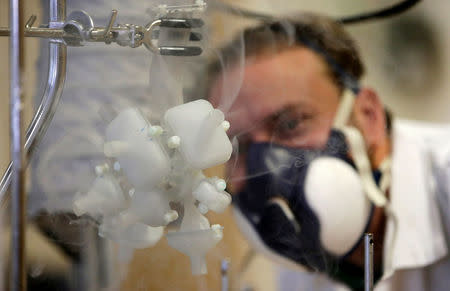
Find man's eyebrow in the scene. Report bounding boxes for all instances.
[233,103,310,138]
[268,104,304,122]
[232,116,267,138]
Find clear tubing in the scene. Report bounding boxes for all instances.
[0,0,67,207]
[9,0,26,289]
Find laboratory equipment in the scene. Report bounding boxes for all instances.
[1,0,234,288]
[73,100,233,276]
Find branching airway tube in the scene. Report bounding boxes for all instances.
[211,0,422,24]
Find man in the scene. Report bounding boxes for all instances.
[207,13,450,291]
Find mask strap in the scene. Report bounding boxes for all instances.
[333,88,390,206]
[333,89,355,128]
[268,197,301,234]
[339,126,388,207]
[333,87,396,269]
[378,156,392,194]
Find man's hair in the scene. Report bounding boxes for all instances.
[207,13,365,93]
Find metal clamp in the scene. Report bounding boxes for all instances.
[62,10,93,46]
[143,18,204,56]
[0,9,205,56]
[0,10,204,56]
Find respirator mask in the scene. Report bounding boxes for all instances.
[233,89,391,273]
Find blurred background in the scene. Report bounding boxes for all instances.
[1,0,449,290]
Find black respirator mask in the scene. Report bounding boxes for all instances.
[232,89,391,273]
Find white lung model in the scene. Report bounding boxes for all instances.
[73,100,233,275]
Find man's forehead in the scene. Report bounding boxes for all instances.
[210,47,329,105]
[209,47,329,123]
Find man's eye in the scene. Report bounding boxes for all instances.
[276,117,302,134]
[274,114,312,138]
[280,119,300,131]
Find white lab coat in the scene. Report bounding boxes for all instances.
[277,119,450,291]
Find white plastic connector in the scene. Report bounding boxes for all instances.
[197,203,209,214]
[215,179,227,191]
[211,224,224,240]
[95,163,109,176]
[113,161,121,172]
[221,120,230,131]
[164,210,179,224]
[168,136,181,149]
[148,125,163,137]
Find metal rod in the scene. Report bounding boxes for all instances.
[9,0,26,289]
[364,233,374,291]
[0,28,10,36]
[0,26,65,38]
[49,0,66,24]
[104,10,118,37]
[221,259,230,291]
[25,15,36,28]
[24,44,67,157]
[0,0,67,207]
[1,25,127,41]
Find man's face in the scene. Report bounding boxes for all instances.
[210,47,342,193]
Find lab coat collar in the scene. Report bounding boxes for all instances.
[382,119,448,278]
